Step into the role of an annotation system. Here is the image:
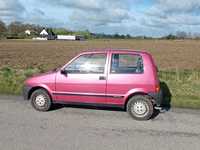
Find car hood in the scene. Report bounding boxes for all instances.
[25,70,57,85]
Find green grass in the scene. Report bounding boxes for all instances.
[0,67,200,109]
[0,67,40,95]
[159,70,200,109]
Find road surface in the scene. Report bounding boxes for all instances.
[0,95,200,150]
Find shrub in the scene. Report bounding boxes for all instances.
[0,67,40,94]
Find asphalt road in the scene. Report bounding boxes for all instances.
[0,95,200,150]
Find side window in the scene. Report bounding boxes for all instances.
[65,53,106,74]
[111,54,143,74]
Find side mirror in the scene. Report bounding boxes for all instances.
[60,69,68,75]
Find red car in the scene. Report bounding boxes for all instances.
[23,50,162,120]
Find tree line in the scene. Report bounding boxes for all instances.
[0,20,96,39]
[0,20,200,40]
[0,20,134,39]
[0,20,43,39]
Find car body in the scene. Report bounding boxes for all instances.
[23,49,162,120]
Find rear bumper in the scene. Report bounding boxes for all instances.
[148,90,163,106]
[23,85,32,100]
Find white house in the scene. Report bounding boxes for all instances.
[40,29,48,36]
[25,30,31,35]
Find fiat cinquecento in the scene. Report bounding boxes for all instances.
[23,49,162,120]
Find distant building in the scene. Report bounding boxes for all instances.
[76,35,85,41]
[57,35,84,41]
[57,35,76,40]
[34,28,84,41]
[40,29,48,37]
[40,28,56,40]
[25,30,31,35]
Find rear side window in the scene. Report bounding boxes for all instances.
[65,53,106,74]
[110,54,143,74]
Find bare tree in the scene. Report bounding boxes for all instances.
[8,21,25,34]
[176,31,188,39]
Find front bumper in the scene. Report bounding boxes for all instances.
[23,85,32,100]
[148,90,163,106]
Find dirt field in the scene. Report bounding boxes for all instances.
[0,39,200,70]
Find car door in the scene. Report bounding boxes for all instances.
[106,52,144,105]
[55,52,108,104]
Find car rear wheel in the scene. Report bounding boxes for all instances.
[127,95,154,120]
[30,89,52,111]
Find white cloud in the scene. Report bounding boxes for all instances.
[44,0,130,11]
[141,0,200,35]
[1,0,200,36]
[0,0,26,22]
[0,0,65,27]
[43,0,132,26]
[69,8,131,26]
[155,0,200,13]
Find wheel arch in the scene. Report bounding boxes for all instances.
[28,86,52,100]
[124,92,150,110]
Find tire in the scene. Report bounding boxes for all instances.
[127,95,154,120]
[30,89,52,111]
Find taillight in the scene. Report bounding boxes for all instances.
[155,84,160,92]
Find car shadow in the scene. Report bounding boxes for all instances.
[51,103,124,112]
[160,81,172,111]
[151,81,172,119]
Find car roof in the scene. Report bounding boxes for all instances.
[80,49,150,55]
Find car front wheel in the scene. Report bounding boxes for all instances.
[30,89,52,111]
[127,95,154,120]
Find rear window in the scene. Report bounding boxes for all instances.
[110,54,143,74]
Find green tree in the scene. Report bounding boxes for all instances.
[165,34,177,40]
[53,28,71,35]
[75,30,91,39]
[126,34,131,39]
[0,20,7,33]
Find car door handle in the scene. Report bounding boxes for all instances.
[99,76,106,80]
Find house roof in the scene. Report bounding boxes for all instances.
[40,29,48,35]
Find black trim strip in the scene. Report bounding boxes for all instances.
[53,100,124,108]
[52,92,124,98]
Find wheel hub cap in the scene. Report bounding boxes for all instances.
[35,95,46,107]
[133,101,147,115]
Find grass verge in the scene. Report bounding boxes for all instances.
[0,67,40,95]
[0,67,200,109]
[159,70,200,109]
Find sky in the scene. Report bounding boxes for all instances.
[0,0,200,37]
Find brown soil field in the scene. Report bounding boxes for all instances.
[0,39,200,70]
